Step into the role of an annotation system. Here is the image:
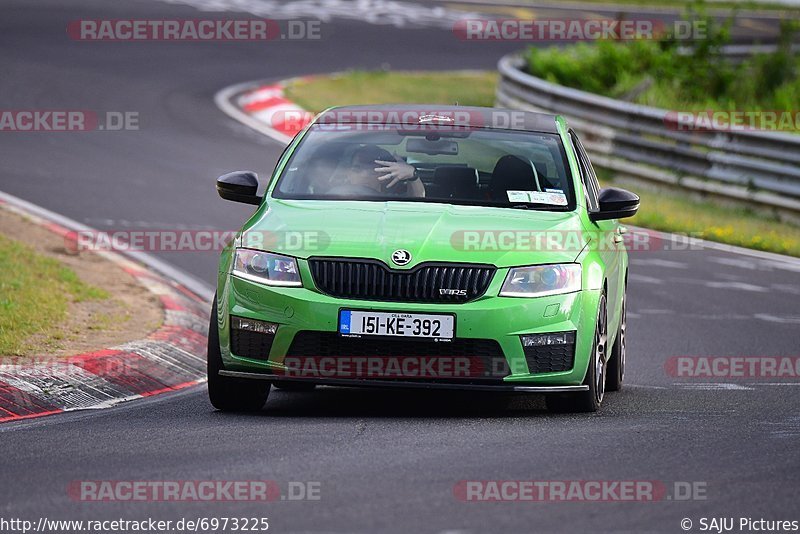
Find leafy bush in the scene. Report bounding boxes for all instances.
[525,7,800,112]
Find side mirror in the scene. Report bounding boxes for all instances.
[590,187,639,221]
[216,171,262,205]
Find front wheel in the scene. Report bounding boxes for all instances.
[546,292,607,413]
[207,296,270,411]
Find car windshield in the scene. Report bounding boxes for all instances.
[272,124,575,210]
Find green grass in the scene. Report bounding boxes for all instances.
[285,70,498,112]
[280,70,800,257]
[0,234,109,355]
[617,183,800,256]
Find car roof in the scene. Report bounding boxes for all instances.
[313,105,561,134]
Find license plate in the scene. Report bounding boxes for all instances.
[339,310,454,340]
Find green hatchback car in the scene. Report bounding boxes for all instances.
[209,105,639,413]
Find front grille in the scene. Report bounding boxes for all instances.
[523,344,575,374]
[308,258,495,303]
[284,331,510,380]
[230,329,275,361]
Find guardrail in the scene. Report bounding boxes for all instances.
[495,53,800,221]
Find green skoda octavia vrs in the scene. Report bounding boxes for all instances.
[208,105,639,413]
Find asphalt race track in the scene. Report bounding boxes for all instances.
[1,1,799,532]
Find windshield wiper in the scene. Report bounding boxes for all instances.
[509,203,565,211]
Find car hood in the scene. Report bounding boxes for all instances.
[241,199,588,268]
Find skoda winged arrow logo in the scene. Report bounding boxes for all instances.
[391,249,412,266]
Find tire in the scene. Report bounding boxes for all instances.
[546,292,608,413]
[207,296,270,411]
[272,381,316,392]
[606,286,627,392]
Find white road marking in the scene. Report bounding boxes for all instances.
[771,283,800,295]
[630,310,800,323]
[754,313,800,324]
[674,383,754,391]
[630,258,688,269]
[763,416,800,438]
[710,255,800,274]
[709,256,759,270]
[716,273,744,281]
[628,273,663,285]
[669,276,771,293]
[762,259,800,273]
[683,313,752,320]
[158,0,484,29]
[704,281,770,292]
[672,382,800,390]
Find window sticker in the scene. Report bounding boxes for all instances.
[506,190,568,206]
[506,190,531,203]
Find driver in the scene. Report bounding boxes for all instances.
[330,145,425,198]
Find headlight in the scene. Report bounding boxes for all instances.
[232,249,302,287]
[499,264,581,297]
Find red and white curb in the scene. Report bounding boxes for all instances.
[215,77,315,145]
[0,192,211,423]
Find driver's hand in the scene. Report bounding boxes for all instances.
[374,160,416,189]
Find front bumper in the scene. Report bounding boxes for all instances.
[220,371,590,392]
[217,270,601,387]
